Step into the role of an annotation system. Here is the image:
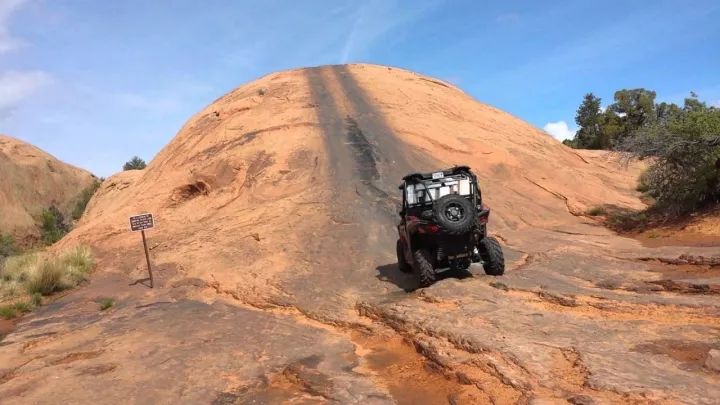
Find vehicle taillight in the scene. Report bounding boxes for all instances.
[478,204,490,224]
[418,224,440,233]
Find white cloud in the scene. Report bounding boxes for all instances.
[0,70,52,118]
[543,120,576,141]
[0,0,28,53]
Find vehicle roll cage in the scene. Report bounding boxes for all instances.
[398,166,481,211]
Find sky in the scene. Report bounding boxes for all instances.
[1,0,719,177]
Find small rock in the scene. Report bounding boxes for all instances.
[706,349,720,372]
[490,281,509,291]
[567,394,596,405]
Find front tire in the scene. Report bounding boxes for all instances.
[396,239,412,273]
[478,236,505,275]
[413,249,436,287]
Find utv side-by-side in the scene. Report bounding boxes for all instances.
[396,166,505,287]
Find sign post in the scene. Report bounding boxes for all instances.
[129,213,155,288]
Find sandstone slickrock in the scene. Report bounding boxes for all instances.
[1,65,718,404]
[0,135,96,245]
[707,349,720,372]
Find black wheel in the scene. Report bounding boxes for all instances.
[433,195,476,235]
[413,249,436,287]
[478,236,505,275]
[396,239,412,273]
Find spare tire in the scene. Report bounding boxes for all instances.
[433,194,475,235]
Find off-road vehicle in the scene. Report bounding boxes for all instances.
[396,166,504,287]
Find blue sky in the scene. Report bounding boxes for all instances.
[1,0,719,177]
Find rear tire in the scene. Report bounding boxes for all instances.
[413,249,436,287]
[478,236,505,276]
[396,239,412,273]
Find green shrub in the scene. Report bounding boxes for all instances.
[98,298,115,311]
[13,301,32,313]
[0,234,15,258]
[0,300,36,320]
[606,210,649,232]
[40,205,68,245]
[30,292,42,306]
[586,206,607,216]
[0,305,17,320]
[72,180,102,221]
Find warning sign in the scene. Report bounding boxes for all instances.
[129,213,154,232]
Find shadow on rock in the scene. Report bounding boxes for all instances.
[376,263,474,292]
[376,263,418,292]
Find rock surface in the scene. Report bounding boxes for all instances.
[707,349,720,372]
[1,64,719,404]
[0,135,96,245]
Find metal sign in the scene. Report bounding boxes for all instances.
[129,213,155,288]
[130,213,154,232]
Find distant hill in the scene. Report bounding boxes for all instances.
[0,134,97,246]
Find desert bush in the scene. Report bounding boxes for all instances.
[0,300,36,320]
[636,170,651,193]
[619,98,720,214]
[25,260,65,295]
[1,253,38,283]
[0,305,17,320]
[58,246,94,287]
[72,180,102,221]
[606,210,649,232]
[40,205,69,245]
[0,234,15,258]
[0,301,32,319]
[586,206,607,216]
[0,247,94,298]
[623,132,720,214]
[98,298,115,311]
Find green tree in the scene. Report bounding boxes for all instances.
[123,156,147,171]
[608,88,657,144]
[573,93,604,149]
[683,92,707,112]
[656,101,682,126]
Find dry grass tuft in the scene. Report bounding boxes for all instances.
[0,246,94,300]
